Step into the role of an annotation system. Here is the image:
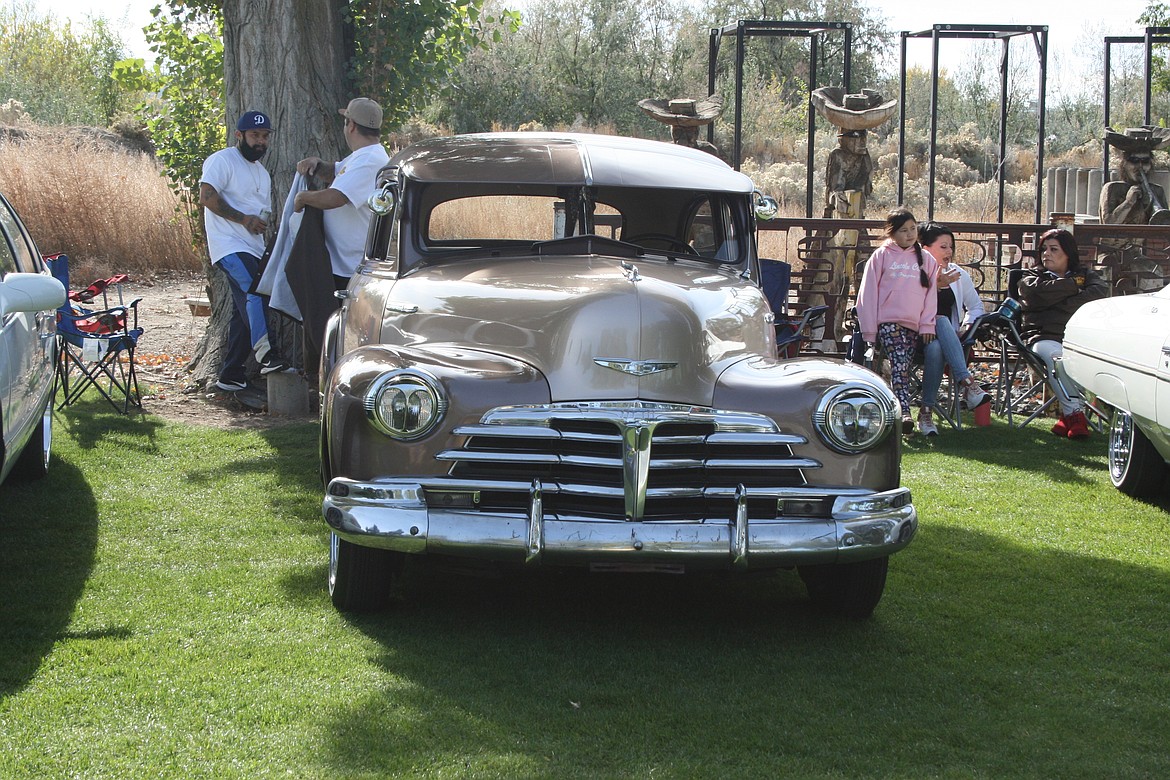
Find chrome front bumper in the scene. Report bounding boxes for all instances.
[323,478,917,569]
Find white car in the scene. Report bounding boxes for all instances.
[0,191,66,486]
[1062,284,1170,498]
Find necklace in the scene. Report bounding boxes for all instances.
[248,161,264,195]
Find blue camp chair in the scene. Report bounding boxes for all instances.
[45,254,143,413]
[758,259,829,358]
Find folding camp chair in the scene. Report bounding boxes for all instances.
[45,254,143,413]
[758,258,829,358]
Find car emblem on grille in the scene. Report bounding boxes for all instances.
[593,358,678,376]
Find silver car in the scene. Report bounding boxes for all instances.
[319,133,917,617]
[0,191,65,485]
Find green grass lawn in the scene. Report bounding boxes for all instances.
[2,401,1168,778]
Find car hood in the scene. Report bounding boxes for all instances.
[378,255,774,404]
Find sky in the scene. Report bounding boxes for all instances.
[27,0,1158,74]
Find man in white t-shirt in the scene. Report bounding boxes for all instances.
[199,110,291,392]
[294,97,391,288]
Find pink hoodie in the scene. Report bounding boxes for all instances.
[856,240,939,342]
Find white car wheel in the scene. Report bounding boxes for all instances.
[1108,408,1167,499]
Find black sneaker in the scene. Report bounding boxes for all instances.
[259,357,294,375]
[215,378,248,392]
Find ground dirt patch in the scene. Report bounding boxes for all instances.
[120,270,308,429]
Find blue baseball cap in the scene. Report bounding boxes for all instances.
[237,111,273,131]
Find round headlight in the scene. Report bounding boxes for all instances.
[814,383,896,453]
[364,370,447,439]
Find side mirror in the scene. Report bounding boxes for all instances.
[0,272,66,318]
[753,190,778,221]
[368,182,397,216]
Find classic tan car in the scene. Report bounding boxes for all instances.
[319,133,916,617]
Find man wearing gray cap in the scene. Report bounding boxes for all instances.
[294,97,391,288]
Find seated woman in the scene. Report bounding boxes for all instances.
[1017,228,1109,439]
[915,222,991,436]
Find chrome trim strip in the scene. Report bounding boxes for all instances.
[622,422,653,520]
[452,425,565,439]
[593,358,678,376]
[338,476,870,501]
[527,479,543,564]
[435,450,561,464]
[733,484,749,568]
[1064,343,1164,382]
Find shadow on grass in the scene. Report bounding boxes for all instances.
[53,395,165,454]
[0,458,100,698]
[312,525,1170,777]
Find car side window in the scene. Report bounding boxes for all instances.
[0,229,17,278]
[687,197,739,262]
[0,199,38,273]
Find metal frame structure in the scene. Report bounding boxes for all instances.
[898,24,1049,223]
[1102,27,1170,177]
[707,19,852,217]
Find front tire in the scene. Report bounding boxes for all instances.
[798,556,889,620]
[11,404,51,481]
[328,533,402,612]
[1108,408,1167,498]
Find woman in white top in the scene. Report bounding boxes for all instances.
[917,222,991,436]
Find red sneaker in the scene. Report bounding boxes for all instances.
[1065,411,1090,439]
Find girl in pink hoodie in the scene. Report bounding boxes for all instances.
[856,207,939,434]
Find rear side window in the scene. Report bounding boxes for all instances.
[428,195,562,244]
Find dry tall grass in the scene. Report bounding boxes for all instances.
[0,129,201,281]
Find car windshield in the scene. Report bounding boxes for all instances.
[414,183,747,266]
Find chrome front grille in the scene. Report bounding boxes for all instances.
[433,402,819,521]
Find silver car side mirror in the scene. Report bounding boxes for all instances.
[753,190,778,221]
[368,182,397,216]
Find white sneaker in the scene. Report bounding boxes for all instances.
[963,380,990,409]
[918,418,939,437]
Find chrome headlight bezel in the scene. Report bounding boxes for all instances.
[363,369,448,440]
[813,381,897,454]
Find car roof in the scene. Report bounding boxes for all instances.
[389,132,756,194]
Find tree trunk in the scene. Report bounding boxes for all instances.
[188,0,351,388]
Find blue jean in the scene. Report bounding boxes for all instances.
[215,252,269,382]
[921,316,972,407]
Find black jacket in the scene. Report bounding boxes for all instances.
[1017,267,1108,343]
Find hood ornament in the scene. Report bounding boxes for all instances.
[594,358,678,376]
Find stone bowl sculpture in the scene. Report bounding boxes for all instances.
[810,88,897,132]
[638,96,723,127]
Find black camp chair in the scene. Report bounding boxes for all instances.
[759,258,829,358]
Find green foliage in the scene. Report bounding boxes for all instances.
[1140,2,1170,94]
[0,4,137,126]
[430,0,698,134]
[349,0,505,127]
[429,0,893,140]
[113,1,224,232]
